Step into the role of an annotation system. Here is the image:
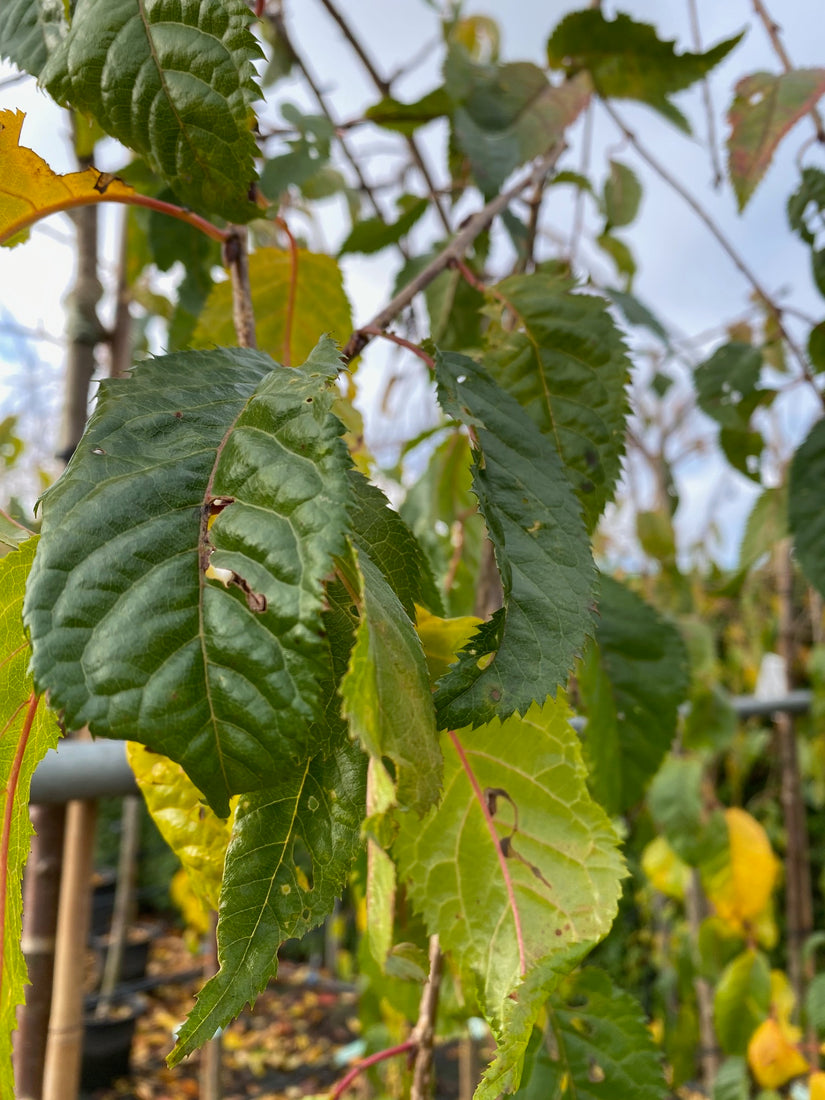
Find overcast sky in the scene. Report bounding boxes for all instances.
[0,0,822,564]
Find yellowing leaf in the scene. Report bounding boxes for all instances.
[810,1071,825,1100]
[170,868,211,940]
[747,1017,808,1089]
[415,606,482,684]
[703,807,779,933]
[0,110,135,246]
[126,742,236,913]
[770,969,798,1037]
[641,835,691,900]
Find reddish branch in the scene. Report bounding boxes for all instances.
[449,730,526,976]
[329,1039,416,1099]
[357,325,434,369]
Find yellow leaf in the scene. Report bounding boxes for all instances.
[747,1017,808,1088]
[703,807,779,933]
[126,742,235,913]
[810,1071,825,1100]
[414,606,482,684]
[170,868,210,939]
[641,835,691,900]
[769,969,798,1037]
[0,110,135,246]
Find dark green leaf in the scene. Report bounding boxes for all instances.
[41,0,262,222]
[349,472,443,617]
[788,168,825,298]
[728,69,825,211]
[339,197,428,256]
[483,272,630,532]
[260,109,334,199]
[170,738,366,1063]
[547,10,742,132]
[24,342,353,816]
[719,426,764,481]
[516,969,666,1099]
[578,576,689,815]
[0,0,66,77]
[713,949,771,1055]
[596,231,636,284]
[365,87,452,135]
[694,342,764,430]
[603,160,642,228]
[809,321,825,372]
[603,287,671,348]
[789,417,825,598]
[432,351,595,730]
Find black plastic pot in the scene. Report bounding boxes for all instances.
[81,993,146,1090]
[90,869,117,936]
[92,923,157,982]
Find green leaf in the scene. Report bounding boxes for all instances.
[0,0,67,77]
[340,552,441,816]
[0,514,33,551]
[790,417,825,598]
[809,321,825,372]
[577,576,689,815]
[348,472,443,618]
[260,108,333,200]
[170,737,366,1064]
[647,757,728,867]
[41,0,262,222]
[432,351,595,730]
[547,10,742,133]
[713,949,771,1055]
[694,342,764,430]
[24,342,353,816]
[515,969,666,1099]
[805,972,825,1035]
[713,1057,750,1100]
[0,538,61,1093]
[788,167,825,298]
[193,249,352,369]
[394,699,624,1027]
[482,271,630,532]
[603,287,671,348]
[339,197,428,256]
[738,486,788,574]
[365,87,452,135]
[603,160,642,229]
[596,231,637,284]
[728,69,825,211]
[446,49,592,196]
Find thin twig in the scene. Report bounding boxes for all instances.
[751,0,825,143]
[317,0,452,234]
[342,145,565,361]
[410,935,444,1100]
[600,99,825,410]
[358,325,434,369]
[449,730,526,975]
[222,227,257,349]
[330,1039,416,1099]
[686,0,724,186]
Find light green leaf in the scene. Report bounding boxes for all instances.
[340,552,441,816]
[41,0,262,222]
[339,197,428,256]
[515,968,666,1099]
[596,231,637,284]
[713,1057,751,1100]
[577,576,689,815]
[0,514,33,551]
[805,972,825,1035]
[547,10,742,132]
[728,70,825,211]
[24,342,353,816]
[193,249,352,369]
[0,0,66,77]
[482,271,630,533]
[714,949,771,1055]
[170,737,366,1064]
[603,160,642,229]
[647,757,728,868]
[432,351,595,730]
[394,699,624,1027]
[738,486,788,574]
[0,538,61,1094]
[789,418,825,598]
[365,87,452,135]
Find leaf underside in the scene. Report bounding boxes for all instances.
[0,0,66,77]
[41,0,262,221]
[24,342,353,815]
[432,350,595,730]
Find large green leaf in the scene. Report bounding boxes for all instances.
[394,699,624,1027]
[24,342,353,816]
[713,949,771,1055]
[170,737,366,1063]
[603,160,643,230]
[0,538,61,1095]
[547,10,741,132]
[515,968,666,1099]
[694,342,764,430]
[789,417,825,598]
[788,167,825,298]
[728,70,825,211]
[340,552,441,816]
[432,351,595,730]
[40,0,261,222]
[193,249,352,368]
[482,271,630,532]
[0,0,66,77]
[577,576,689,815]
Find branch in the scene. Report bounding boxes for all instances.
[410,935,443,1100]
[686,0,724,187]
[342,144,565,361]
[329,1039,415,1099]
[357,325,434,369]
[222,227,257,349]
[317,0,452,235]
[600,99,825,410]
[751,0,825,143]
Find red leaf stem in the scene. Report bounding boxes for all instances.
[330,1038,416,1099]
[357,325,435,369]
[449,729,527,977]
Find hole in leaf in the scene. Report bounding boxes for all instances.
[587,1058,605,1083]
[92,447,106,455]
